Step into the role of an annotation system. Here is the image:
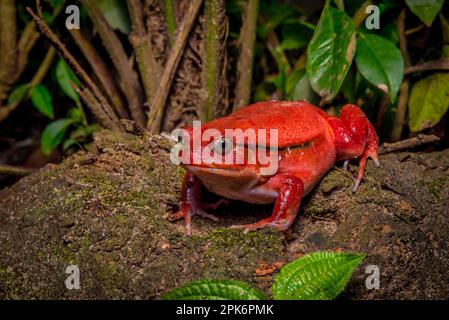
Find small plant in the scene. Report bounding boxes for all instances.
[162,251,365,300]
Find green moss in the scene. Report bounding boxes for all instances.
[203,228,283,255]
[416,177,447,199]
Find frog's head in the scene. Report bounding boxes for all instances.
[175,124,279,187]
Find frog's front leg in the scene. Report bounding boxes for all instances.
[170,172,220,234]
[232,174,304,232]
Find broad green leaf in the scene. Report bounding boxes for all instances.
[96,0,131,34]
[405,0,444,27]
[31,84,54,119]
[289,72,320,104]
[7,84,29,105]
[306,6,356,102]
[408,73,449,132]
[162,279,266,300]
[355,33,404,101]
[56,59,80,103]
[41,119,76,155]
[272,251,365,300]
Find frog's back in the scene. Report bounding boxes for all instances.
[203,101,331,148]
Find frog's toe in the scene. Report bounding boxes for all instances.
[194,208,219,222]
[231,218,290,233]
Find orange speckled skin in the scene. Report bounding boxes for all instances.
[172,101,379,234]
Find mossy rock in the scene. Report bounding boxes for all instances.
[0,130,448,299]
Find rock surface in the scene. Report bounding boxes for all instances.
[0,130,448,299]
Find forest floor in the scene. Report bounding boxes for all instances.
[0,129,448,299]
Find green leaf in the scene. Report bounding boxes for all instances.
[355,33,404,101]
[7,83,29,105]
[41,119,76,155]
[405,0,444,27]
[31,84,54,119]
[272,251,365,300]
[408,73,449,132]
[56,59,80,103]
[162,279,267,300]
[288,71,320,104]
[306,6,356,102]
[96,0,131,34]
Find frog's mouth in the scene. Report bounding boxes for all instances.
[184,164,258,180]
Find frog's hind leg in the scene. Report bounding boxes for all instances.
[231,175,304,232]
[327,104,380,192]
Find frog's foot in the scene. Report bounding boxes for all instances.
[200,198,229,210]
[231,175,303,233]
[231,217,292,233]
[171,203,219,235]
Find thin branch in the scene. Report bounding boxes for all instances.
[127,0,162,108]
[352,0,372,28]
[379,134,440,154]
[16,21,40,79]
[202,0,228,121]
[0,164,33,176]
[405,59,449,74]
[233,0,259,110]
[146,0,204,133]
[405,23,425,36]
[80,0,146,128]
[29,46,56,87]
[69,29,129,119]
[0,0,18,104]
[75,86,120,131]
[391,9,411,142]
[27,7,123,131]
[0,46,56,123]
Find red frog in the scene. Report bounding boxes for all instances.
[171,101,379,234]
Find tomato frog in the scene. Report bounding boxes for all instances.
[170,101,379,234]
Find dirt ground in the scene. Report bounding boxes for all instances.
[0,129,448,299]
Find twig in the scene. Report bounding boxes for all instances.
[146,0,204,133]
[29,46,56,87]
[405,59,449,74]
[405,24,425,36]
[0,164,33,176]
[127,0,162,108]
[233,0,259,110]
[69,29,129,119]
[27,7,123,131]
[379,134,440,154]
[391,9,411,142]
[81,0,146,128]
[352,0,372,28]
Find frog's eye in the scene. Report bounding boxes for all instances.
[177,134,183,144]
[214,137,233,155]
